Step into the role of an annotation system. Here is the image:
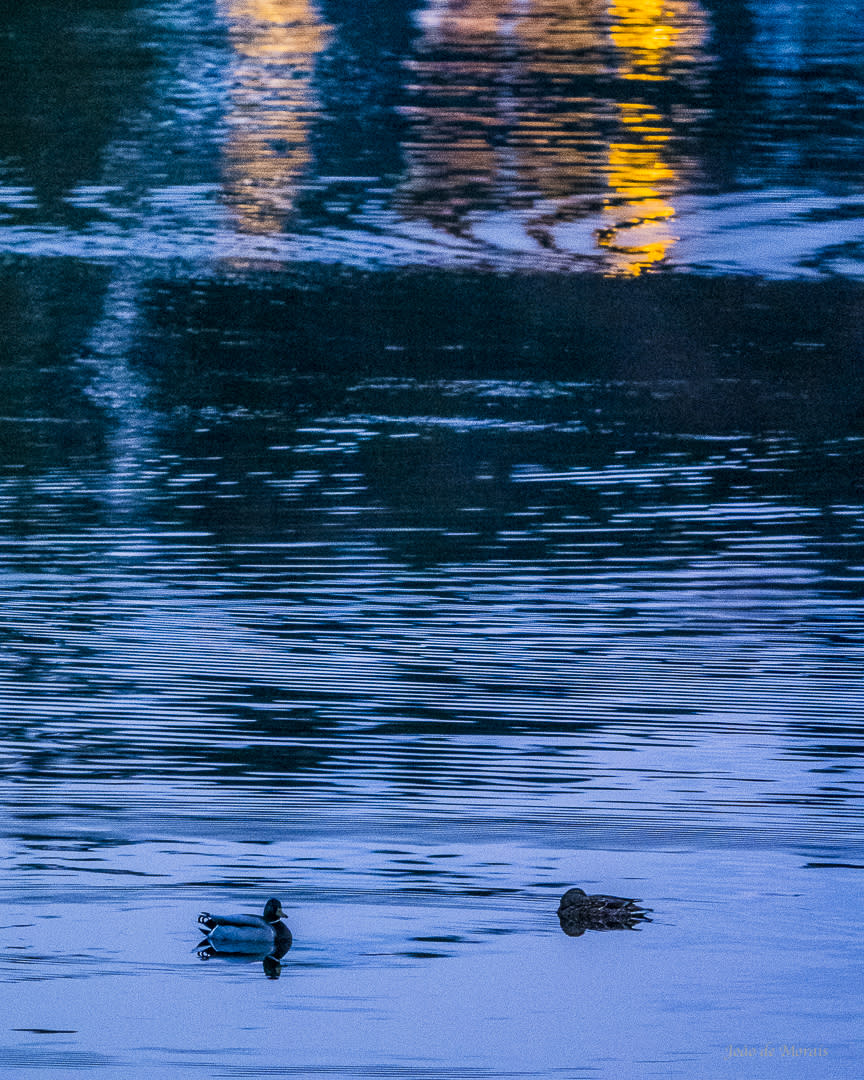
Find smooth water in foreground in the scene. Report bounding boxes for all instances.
[0,0,863,1077]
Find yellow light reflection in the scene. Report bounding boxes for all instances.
[599,102,678,275]
[610,0,706,80]
[600,0,707,273]
[219,0,330,234]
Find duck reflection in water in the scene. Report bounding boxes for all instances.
[557,887,652,937]
[196,897,292,978]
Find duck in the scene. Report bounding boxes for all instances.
[557,887,651,937]
[197,897,292,955]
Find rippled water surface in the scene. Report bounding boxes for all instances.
[1,0,864,275]
[0,0,863,1077]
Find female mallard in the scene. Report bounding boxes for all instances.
[197,897,292,954]
[557,887,651,936]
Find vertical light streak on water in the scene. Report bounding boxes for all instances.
[78,268,156,522]
[599,0,707,272]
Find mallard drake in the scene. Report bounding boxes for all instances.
[197,897,292,954]
[557,887,651,937]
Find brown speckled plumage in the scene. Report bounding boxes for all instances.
[557,887,651,936]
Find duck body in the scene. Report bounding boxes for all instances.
[558,887,645,916]
[197,897,292,954]
[557,887,651,936]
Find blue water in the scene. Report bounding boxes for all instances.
[0,1,862,1077]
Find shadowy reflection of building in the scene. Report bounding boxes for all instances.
[313,0,417,182]
[0,261,110,468]
[0,3,156,217]
[397,0,504,236]
[219,0,330,233]
[398,0,709,270]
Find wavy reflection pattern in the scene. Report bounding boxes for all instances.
[400,0,708,271]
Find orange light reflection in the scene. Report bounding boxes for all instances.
[219,0,329,235]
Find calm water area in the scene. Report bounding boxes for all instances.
[0,1,863,1077]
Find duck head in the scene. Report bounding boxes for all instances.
[263,898,286,923]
